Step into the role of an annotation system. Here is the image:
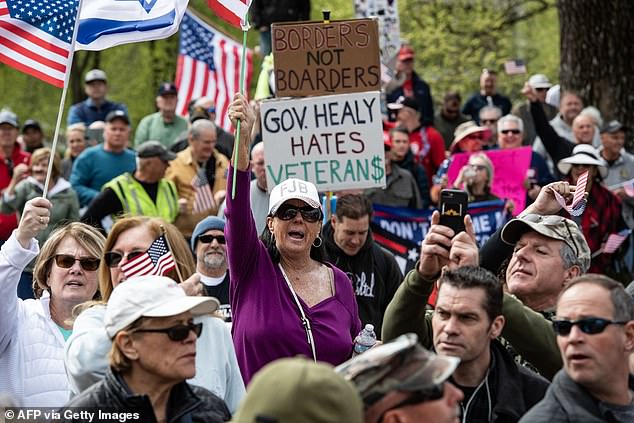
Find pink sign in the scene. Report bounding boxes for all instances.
[447,147,533,216]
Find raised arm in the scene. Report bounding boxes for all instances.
[0,198,49,353]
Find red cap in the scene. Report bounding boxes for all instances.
[398,45,415,61]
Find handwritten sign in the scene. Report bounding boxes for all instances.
[261,91,386,191]
[271,19,381,97]
[354,0,401,67]
[447,147,533,215]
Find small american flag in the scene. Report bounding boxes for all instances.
[176,11,253,131]
[552,171,588,217]
[504,59,527,75]
[0,0,78,87]
[121,235,176,279]
[191,168,215,213]
[603,229,631,254]
[207,0,251,29]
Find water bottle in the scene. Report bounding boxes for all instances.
[354,324,377,355]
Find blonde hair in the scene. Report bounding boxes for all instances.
[469,152,494,187]
[64,124,87,159]
[98,216,195,301]
[32,222,105,299]
[31,148,61,181]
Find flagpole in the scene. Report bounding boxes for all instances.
[42,0,85,199]
[160,225,184,283]
[230,16,250,200]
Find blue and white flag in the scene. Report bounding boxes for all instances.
[75,0,188,50]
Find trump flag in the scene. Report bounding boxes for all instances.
[175,11,253,131]
[76,0,189,50]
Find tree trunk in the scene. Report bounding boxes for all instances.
[558,0,634,150]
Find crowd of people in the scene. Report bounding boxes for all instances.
[0,37,633,423]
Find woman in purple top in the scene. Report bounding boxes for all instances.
[225,94,361,384]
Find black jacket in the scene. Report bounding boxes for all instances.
[520,370,634,423]
[62,368,230,423]
[323,221,402,337]
[386,71,434,127]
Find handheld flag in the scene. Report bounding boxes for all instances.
[504,59,527,75]
[121,235,176,279]
[603,229,631,254]
[0,0,78,87]
[208,0,251,29]
[75,0,188,50]
[552,171,588,217]
[175,11,253,131]
[191,169,215,213]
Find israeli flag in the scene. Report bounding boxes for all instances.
[75,0,189,51]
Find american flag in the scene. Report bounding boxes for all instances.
[504,59,527,75]
[0,0,78,88]
[603,229,631,254]
[121,235,176,279]
[191,168,215,213]
[208,0,251,29]
[176,11,253,131]
[552,171,588,217]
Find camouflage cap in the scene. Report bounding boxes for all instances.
[231,358,363,423]
[501,214,591,266]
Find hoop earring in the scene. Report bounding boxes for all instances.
[312,236,323,248]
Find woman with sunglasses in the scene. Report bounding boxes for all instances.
[0,197,104,407]
[225,94,361,384]
[452,153,500,203]
[65,216,245,412]
[63,276,231,422]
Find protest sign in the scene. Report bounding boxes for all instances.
[261,91,386,191]
[271,18,381,97]
[446,147,532,215]
[354,0,401,67]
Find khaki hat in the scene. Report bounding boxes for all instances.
[450,121,491,152]
[557,144,608,179]
[231,358,363,423]
[501,214,591,265]
[336,334,459,408]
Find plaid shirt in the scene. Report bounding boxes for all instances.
[563,178,626,273]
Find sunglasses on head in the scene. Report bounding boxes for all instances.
[274,204,322,223]
[198,234,225,245]
[54,254,100,271]
[501,129,521,134]
[104,250,145,268]
[134,322,203,342]
[552,317,627,336]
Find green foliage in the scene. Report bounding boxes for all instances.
[0,0,558,141]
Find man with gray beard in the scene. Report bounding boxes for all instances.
[191,216,232,322]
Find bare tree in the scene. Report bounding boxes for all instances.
[558,0,634,149]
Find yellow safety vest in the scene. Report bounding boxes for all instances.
[104,173,178,222]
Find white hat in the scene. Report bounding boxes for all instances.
[528,74,552,89]
[85,69,107,83]
[557,144,608,179]
[104,276,219,338]
[268,178,322,216]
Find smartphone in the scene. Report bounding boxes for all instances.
[439,189,468,235]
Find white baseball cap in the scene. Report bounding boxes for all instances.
[268,178,322,216]
[528,74,552,89]
[104,276,219,338]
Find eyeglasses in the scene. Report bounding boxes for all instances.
[469,164,487,172]
[198,234,226,245]
[275,204,322,223]
[552,317,627,336]
[53,254,100,271]
[481,119,498,125]
[104,250,145,268]
[521,214,580,257]
[500,129,521,134]
[134,322,203,342]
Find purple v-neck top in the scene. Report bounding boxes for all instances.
[225,167,361,384]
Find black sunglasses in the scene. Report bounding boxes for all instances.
[198,234,226,245]
[552,317,627,336]
[275,204,322,223]
[54,254,100,271]
[500,129,521,134]
[104,250,145,268]
[134,322,203,342]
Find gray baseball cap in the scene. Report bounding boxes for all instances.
[501,214,591,264]
[0,111,18,128]
[137,141,176,162]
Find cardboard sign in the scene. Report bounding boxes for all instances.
[271,19,381,97]
[261,91,386,191]
[446,147,533,215]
